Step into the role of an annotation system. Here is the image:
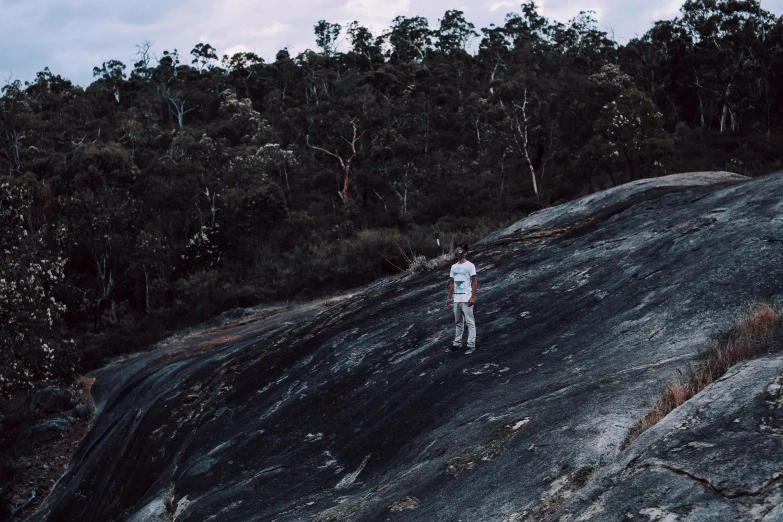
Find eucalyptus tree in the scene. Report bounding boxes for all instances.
[386,16,433,63]
[315,20,342,57]
[347,22,383,69]
[435,10,478,54]
[679,0,776,132]
[191,43,219,72]
[133,40,155,79]
[307,117,362,207]
[92,60,126,103]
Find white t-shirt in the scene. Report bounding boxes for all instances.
[450,261,476,303]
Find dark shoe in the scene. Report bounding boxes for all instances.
[464,346,476,355]
[449,344,462,351]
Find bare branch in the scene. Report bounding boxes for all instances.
[306,134,347,170]
[306,119,362,205]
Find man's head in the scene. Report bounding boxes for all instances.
[455,244,469,260]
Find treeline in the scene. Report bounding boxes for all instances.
[3,0,783,393]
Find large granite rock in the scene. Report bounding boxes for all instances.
[30,386,77,415]
[11,418,72,452]
[32,171,783,521]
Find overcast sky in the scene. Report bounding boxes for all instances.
[2,0,783,87]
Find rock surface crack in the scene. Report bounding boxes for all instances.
[657,463,783,499]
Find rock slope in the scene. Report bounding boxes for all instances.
[32,171,783,521]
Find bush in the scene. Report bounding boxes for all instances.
[0,180,76,396]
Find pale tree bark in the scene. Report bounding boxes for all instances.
[699,96,706,128]
[2,128,25,177]
[373,190,389,213]
[134,40,154,76]
[694,74,706,128]
[720,81,732,134]
[143,265,151,316]
[95,251,113,305]
[307,119,361,205]
[512,88,539,197]
[160,86,197,128]
[421,96,432,155]
[194,189,218,228]
[281,159,291,194]
[718,54,744,134]
[393,167,413,215]
[488,53,507,95]
[88,239,115,329]
[205,189,217,228]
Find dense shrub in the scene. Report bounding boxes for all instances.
[0,180,75,395]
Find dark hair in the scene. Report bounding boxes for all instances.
[459,244,469,252]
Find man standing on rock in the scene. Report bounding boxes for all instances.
[446,245,477,354]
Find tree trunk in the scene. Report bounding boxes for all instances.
[282,161,290,194]
[519,89,539,197]
[307,120,360,208]
[341,166,350,205]
[525,164,539,196]
[489,61,499,95]
[144,266,151,316]
[720,82,732,134]
[423,98,431,155]
[608,167,617,187]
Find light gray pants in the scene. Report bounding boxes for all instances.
[453,302,476,348]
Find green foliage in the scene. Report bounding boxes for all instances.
[582,65,673,184]
[347,22,382,68]
[387,16,433,62]
[190,43,218,71]
[314,20,342,56]
[0,180,75,395]
[2,0,783,388]
[436,10,478,54]
[92,60,126,103]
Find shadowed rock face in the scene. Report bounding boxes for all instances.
[32,171,783,521]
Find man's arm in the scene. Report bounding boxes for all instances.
[446,279,454,308]
[468,275,477,306]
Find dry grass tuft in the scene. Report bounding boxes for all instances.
[623,303,781,449]
[408,252,454,274]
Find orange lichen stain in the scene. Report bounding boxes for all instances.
[195,334,239,348]
[80,376,96,406]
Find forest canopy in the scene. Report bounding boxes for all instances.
[2,0,783,392]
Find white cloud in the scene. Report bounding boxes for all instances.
[343,0,410,19]
[538,0,603,24]
[224,44,250,56]
[488,0,517,13]
[338,0,411,36]
[649,0,684,21]
[259,22,295,37]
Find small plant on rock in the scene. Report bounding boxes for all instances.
[623,303,781,449]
